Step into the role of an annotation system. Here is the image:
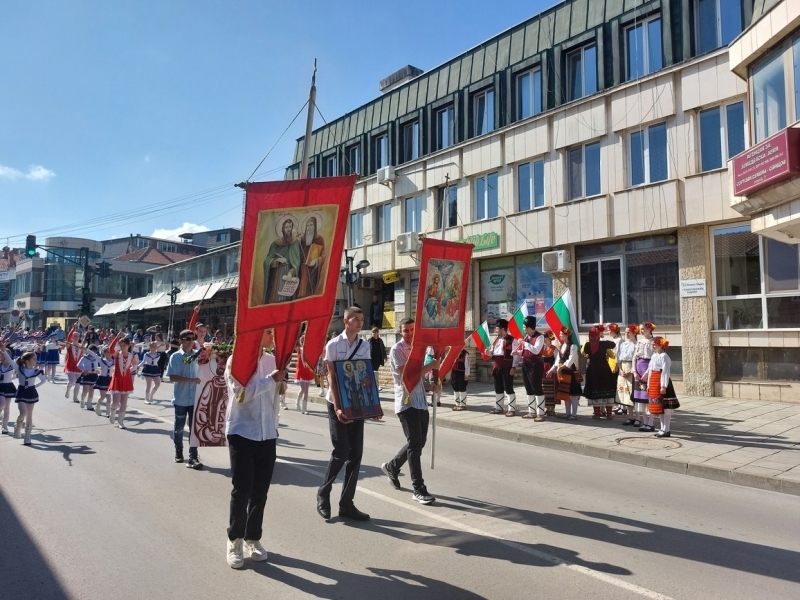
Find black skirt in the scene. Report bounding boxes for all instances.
[94,375,112,391]
[141,364,161,377]
[77,373,99,386]
[15,386,39,403]
[0,382,17,398]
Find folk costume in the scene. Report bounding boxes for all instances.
[540,331,557,415]
[582,325,617,419]
[519,316,546,421]
[618,325,639,426]
[550,329,581,419]
[450,349,470,411]
[489,319,519,416]
[643,338,679,437]
[633,323,656,429]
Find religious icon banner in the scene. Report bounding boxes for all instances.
[330,360,384,421]
[402,238,473,393]
[190,356,229,447]
[231,176,356,386]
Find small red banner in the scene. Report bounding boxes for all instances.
[231,176,356,386]
[732,127,800,197]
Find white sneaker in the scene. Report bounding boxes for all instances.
[227,538,244,569]
[244,539,268,562]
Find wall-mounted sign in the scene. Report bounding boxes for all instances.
[382,271,400,284]
[458,231,500,251]
[0,271,9,281]
[680,279,707,298]
[732,127,800,197]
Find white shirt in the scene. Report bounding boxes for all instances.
[643,352,671,387]
[390,338,427,413]
[490,336,520,367]
[617,340,636,362]
[552,342,578,371]
[323,332,371,404]
[634,338,654,361]
[225,353,279,441]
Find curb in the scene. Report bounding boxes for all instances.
[286,391,800,497]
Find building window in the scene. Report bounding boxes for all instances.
[435,185,458,230]
[696,0,743,55]
[345,145,360,175]
[626,16,662,80]
[517,69,542,120]
[699,101,746,171]
[374,135,389,170]
[402,121,420,163]
[134,237,149,249]
[404,195,426,233]
[751,49,787,143]
[472,88,495,136]
[518,159,545,211]
[567,141,601,200]
[349,212,364,248]
[218,232,230,243]
[475,172,499,221]
[712,224,800,329]
[480,254,554,330]
[325,155,337,177]
[307,163,316,178]
[630,123,668,186]
[375,203,392,243]
[567,44,597,101]
[436,106,454,150]
[157,242,177,253]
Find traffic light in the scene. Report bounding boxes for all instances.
[95,261,113,278]
[25,235,36,257]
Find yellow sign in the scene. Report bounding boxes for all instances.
[382,271,400,284]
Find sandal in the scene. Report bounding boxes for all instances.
[521,413,536,419]
[505,411,516,417]
[567,415,577,420]
[489,408,503,415]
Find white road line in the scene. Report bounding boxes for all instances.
[283,459,675,600]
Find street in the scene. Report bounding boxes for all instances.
[2,381,799,600]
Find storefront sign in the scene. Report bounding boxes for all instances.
[679,279,706,298]
[382,271,400,284]
[732,128,800,196]
[0,271,9,282]
[458,231,500,251]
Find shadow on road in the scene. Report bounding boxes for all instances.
[28,433,96,466]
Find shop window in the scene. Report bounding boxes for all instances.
[699,102,745,171]
[695,0,743,55]
[404,195,426,234]
[518,159,545,211]
[626,16,662,80]
[626,247,680,326]
[402,121,419,163]
[435,185,458,230]
[472,88,495,137]
[517,69,542,120]
[374,203,392,243]
[475,172,499,220]
[567,44,597,101]
[568,141,601,200]
[716,347,800,382]
[630,123,668,186]
[349,212,364,248]
[751,49,787,143]
[436,106,454,150]
[479,254,553,330]
[578,258,623,325]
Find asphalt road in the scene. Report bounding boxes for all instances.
[1,381,799,600]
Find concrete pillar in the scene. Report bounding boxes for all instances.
[678,226,715,396]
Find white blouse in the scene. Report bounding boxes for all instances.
[634,337,654,361]
[617,340,636,362]
[643,352,671,387]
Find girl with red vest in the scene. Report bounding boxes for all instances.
[107,336,138,429]
[64,325,83,401]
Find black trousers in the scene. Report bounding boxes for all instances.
[387,407,429,492]
[451,371,468,392]
[493,366,515,394]
[318,402,364,507]
[522,362,544,395]
[227,434,277,541]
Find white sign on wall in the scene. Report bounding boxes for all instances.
[680,279,707,298]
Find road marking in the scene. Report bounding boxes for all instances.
[282,459,675,600]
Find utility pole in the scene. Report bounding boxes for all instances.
[300,60,317,179]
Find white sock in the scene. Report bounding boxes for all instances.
[661,409,672,432]
[495,394,504,411]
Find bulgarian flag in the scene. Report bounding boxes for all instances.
[508,302,531,339]
[470,321,491,355]
[544,289,580,346]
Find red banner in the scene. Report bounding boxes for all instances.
[231,176,356,386]
[402,238,473,392]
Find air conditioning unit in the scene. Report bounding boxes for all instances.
[542,250,571,273]
[377,166,396,184]
[359,277,375,290]
[396,232,419,255]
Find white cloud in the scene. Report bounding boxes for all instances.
[151,222,210,241]
[0,163,56,181]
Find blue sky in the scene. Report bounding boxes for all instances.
[0,0,553,246]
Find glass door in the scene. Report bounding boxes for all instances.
[578,257,624,326]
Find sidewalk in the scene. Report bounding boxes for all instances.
[284,382,800,496]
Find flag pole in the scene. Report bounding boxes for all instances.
[299,59,317,179]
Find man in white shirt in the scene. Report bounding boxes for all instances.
[223,328,284,569]
[317,307,373,522]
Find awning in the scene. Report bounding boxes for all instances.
[93,298,133,316]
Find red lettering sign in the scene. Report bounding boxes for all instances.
[732,128,800,197]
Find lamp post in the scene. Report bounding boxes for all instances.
[339,250,370,308]
[168,281,181,338]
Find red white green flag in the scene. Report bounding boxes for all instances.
[470,320,491,353]
[544,289,580,345]
[507,302,531,339]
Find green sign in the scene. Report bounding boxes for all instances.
[459,231,500,251]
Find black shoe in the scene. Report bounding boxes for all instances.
[639,425,654,432]
[655,431,671,438]
[186,457,203,470]
[338,504,370,521]
[413,489,435,505]
[622,419,636,426]
[174,451,184,463]
[381,462,401,490]
[316,495,331,520]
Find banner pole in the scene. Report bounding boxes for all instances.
[299,60,317,179]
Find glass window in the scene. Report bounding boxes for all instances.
[714,226,761,298]
[307,163,316,178]
[626,247,680,326]
[517,69,542,119]
[325,155,337,177]
[349,212,364,247]
[402,121,419,163]
[436,106,454,150]
[518,159,545,211]
[726,102,745,159]
[752,50,787,143]
[765,238,800,293]
[794,37,800,125]
[568,142,601,200]
[699,102,746,172]
[568,44,597,101]
[476,172,499,221]
[375,203,392,243]
[697,0,743,54]
[630,123,667,186]
[435,185,458,230]
[404,196,425,233]
[578,258,623,325]
[346,145,360,175]
[627,17,662,80]
[374,135,389,170]
[473,89,495,136]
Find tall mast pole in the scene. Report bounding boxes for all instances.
[299,60,317,179]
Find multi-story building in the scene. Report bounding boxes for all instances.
[285,0,799,400]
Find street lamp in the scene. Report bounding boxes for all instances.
[339,250,370,308]
[168,281,181,337]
